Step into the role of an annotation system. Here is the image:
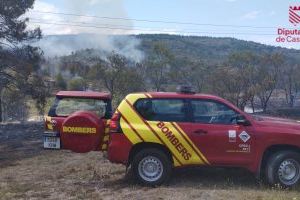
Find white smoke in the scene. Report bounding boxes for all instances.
[28,0,144,62]
[37,34,144,62]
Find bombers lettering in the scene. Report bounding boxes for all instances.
[157,122,191,160]
[63,126,97,134]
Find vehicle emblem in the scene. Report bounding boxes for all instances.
[228,130,236,142]
[239,131,250,143]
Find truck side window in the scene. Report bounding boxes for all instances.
[135,99,188,122]
[191,100,238,124]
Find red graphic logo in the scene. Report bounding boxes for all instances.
[289,6,300,26]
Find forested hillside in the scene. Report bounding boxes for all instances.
[40,34,300,111]
[41,33,300,65]
[137,34,300,64]
[2,32,300,121]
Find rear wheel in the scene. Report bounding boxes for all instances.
[132,148,172,186]
[265,151,300,188]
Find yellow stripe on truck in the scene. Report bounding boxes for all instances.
[101,120,111,150]
[173,156,181,166]
[120,117,144,144]
[118,93,209,167]
[125,93,148,104]
[118,99,162,144]
[44,116,53,130]
[150,121,207,165]
[101,144,107,150]
[119,95,183,166]
[121,100,182,166]
[173,122,209,164]
[103,135,110,142]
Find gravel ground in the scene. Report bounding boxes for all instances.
[0,123,300,200]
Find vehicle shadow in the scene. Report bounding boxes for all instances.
[106,166,261,190]
[170,167,258,189]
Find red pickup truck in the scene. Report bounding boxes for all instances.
[44,90,300,187]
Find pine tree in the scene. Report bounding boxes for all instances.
[0,0,42,122]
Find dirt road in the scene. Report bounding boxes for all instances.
[0,123,300,200]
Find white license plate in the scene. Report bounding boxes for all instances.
[44,136,60,149]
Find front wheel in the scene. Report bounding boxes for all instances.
[132,148,172,186]
[265,151,300,188]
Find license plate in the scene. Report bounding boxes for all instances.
[44,136,60,149]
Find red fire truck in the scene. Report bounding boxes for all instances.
[44,90,300,187]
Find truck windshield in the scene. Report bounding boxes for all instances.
[49,97,112,118]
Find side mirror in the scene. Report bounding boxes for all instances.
[236,115,251,126]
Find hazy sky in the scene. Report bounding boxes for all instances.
[27,0,300,49]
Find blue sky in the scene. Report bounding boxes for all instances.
[28,0,300,49]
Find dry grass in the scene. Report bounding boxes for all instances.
[1,123,300,200]
[1,151,300,200]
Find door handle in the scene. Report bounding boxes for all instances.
[193,129,208,135]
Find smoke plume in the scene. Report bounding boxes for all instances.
[29,0,144,62]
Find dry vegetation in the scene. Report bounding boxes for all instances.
[1,123,300,200]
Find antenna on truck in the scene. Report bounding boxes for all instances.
[176,85,196,94]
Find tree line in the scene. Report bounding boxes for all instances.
[47,43,300,112]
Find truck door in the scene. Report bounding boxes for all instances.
[186,99,256,166]
[44,97,112,153]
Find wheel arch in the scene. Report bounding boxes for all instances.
[259,144,300,178]
[128,142,174,166]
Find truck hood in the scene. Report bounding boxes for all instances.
[252,115,300,130]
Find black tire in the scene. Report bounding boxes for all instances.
[265,151,300,188]
[132,148,172,186]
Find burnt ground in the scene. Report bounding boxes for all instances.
[0,123,44,168]
[0,123,300,200]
